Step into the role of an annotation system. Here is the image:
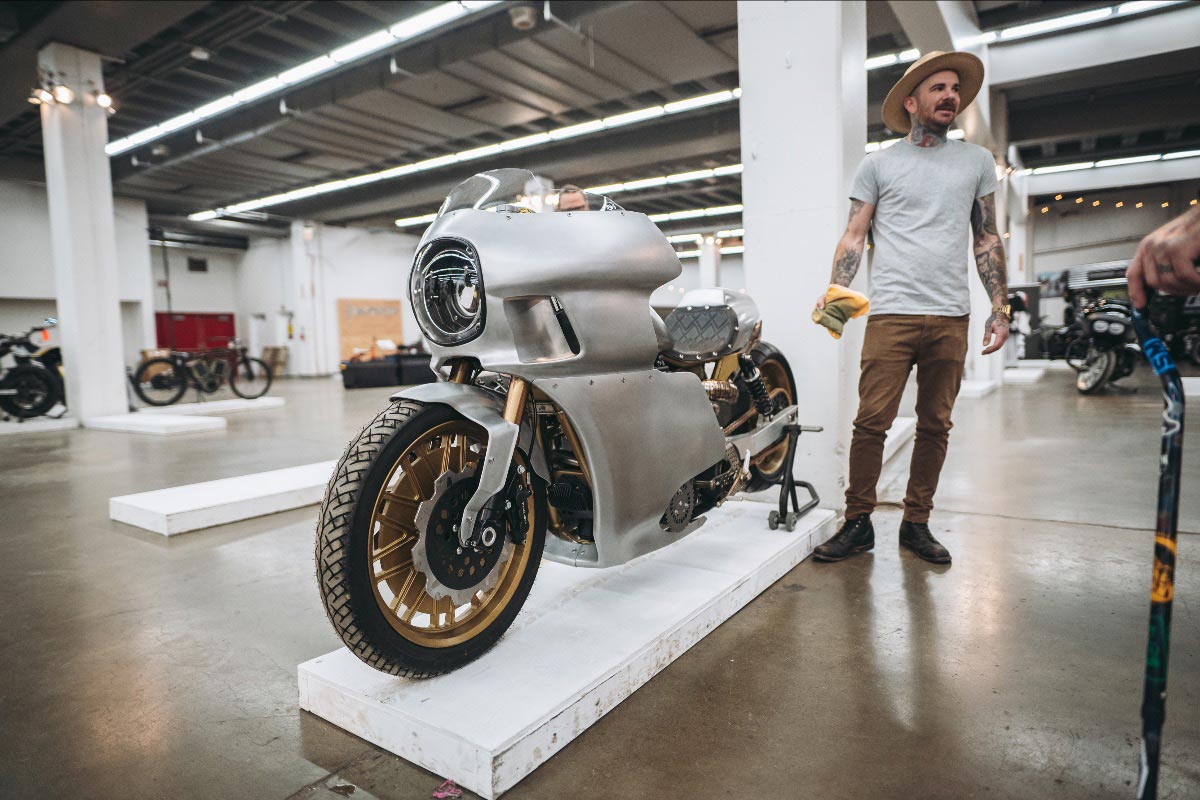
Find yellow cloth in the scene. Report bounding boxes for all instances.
[811,285,870,339]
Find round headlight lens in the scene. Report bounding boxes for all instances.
[1092,320,1110,333]
[1107,321,1125,335]
[410,239,485,346]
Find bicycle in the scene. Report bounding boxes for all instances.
[131,338,273,406]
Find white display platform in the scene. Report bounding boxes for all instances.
[0,416,78,436]
[137,396,285,415]
[1004,366,1045,384]
[298,502,836,800]
[958,379,999,398]
[85,413,226,436]
[884,416,915,463]
[110,459,337,535]
[1184,377,1200,398]
[1015,358,1075,372]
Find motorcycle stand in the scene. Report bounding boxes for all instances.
[767,423,823,532]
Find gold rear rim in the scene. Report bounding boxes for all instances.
[751,358,794,475]
[368,419,535,648]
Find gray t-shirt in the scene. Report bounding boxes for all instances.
[851,139,998,316]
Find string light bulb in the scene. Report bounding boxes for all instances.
[1191,199,1198,206]
[1075,197,1083,204]
[1115,202,1124,208]
[1162,202,1169,208]
[1092,200,1101,207]
[1136,202,1144,208]
[51,84,75,104]
[1054,194,1063,200]
[1041,206,1049,213]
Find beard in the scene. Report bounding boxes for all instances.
[917,103,956,133]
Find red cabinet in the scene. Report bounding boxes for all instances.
[155,312,236,351]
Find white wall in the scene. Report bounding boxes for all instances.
[1032,180,1198,276]
[0,179,156,366]
[149,246,241,314]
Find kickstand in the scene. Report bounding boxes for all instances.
[768,424,823,532]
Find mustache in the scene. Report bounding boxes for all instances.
[936,101,957,111]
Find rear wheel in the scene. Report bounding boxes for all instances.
[230,356,272,399]
[132,357,188,406]
[0,365,58,418]
[316,400,546,677]
[741,343,797,492]
[1076,346,1114,394]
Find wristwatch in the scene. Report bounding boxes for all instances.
[992,303,1012,320]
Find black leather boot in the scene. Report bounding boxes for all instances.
[813,515,874,562]
[899,520,951,564]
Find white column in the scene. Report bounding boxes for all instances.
[698,236,721,287]
[738,0,867,510]
[39,43,128,420]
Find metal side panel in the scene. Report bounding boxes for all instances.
[533,370,727,568]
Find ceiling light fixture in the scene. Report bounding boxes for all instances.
[108,0,502,157]
[967,1,1185,46]
[51,84,75,104]
[95,92,114,109]
[193,88,743,221]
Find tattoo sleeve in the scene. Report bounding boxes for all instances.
[971,193,1008,309]
[830,199,867,286]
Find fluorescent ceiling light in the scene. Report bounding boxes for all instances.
[189,88,742,220]
[720,245,744,255]
[865,48,920,71]
[394,212,438,228]
[648,204,743,223]
[1001,7,1114,39]
[715,228,744,238]
[1162,149,1200,161]
[948,129,966,140]
[1116,1,1184,14]
[667,233,702,244]
[107,1,500,157]
[1094,154,1161,167]
[1031,162,1095,174]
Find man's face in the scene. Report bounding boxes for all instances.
[904,69,960,130]
[557,191,587,212]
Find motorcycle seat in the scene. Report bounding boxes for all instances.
[650,310,675,354]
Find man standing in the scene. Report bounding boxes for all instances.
[813,51,1009,565]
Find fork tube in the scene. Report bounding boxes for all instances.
[504,377,529,424]
[450,360,473,384]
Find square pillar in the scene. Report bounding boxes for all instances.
[738,1,867,508]
[39,42,128,419]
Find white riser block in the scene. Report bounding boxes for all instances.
[0,416,78,436]
[110,460,337,535]
[138,397,285,415]
[298,502,836,799]
[84,413,226,435]
[1015,359,1076,372]
[1004,367,1045,384]
[958,379,999,398]
[1184,377,1200,398]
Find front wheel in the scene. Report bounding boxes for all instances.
[316,400,546,677]
[1076,346,1114,394]
[0,365,58,418]
[230,356,273,399]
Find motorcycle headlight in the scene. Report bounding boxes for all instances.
[1107,321,1125,335]
[1092,320,1110,333]
[410,238,485,346]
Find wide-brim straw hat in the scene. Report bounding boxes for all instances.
[881,50,984,134]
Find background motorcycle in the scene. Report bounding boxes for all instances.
[0,317,63,419]
[1074,297,1140,394]
[315,169,801,678]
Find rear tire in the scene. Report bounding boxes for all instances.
[741,343,797,492]
[132,357,188,406]
[316,400,547,677]
[0,365,58,418]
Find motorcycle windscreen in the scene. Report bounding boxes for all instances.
[438,168,619,216]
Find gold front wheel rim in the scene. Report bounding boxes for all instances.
[367,419,536,648]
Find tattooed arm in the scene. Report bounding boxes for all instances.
[817,199,876,309]
[971,192,1010,355]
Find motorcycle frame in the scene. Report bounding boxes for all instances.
[400,208,792,568]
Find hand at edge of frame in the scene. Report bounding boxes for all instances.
[1127,204,1200,309]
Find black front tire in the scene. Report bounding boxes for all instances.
[742,342,797,492]
[0,365,58,418]
[1076,347,1115,394]
[230,356,273,399]
[316,400,547,677]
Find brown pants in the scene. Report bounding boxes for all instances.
[845,314,970,524]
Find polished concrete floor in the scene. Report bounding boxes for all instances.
[1,368,1197,799]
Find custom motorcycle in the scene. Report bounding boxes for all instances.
[316,169,801,677]
[0,317,63,419]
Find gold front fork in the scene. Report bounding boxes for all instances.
[504,377,529,424]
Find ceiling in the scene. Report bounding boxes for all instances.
[0,0,1196,244]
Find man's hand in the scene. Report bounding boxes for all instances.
[1127,205,1200,309]
[981,311,1009,355]
[815,292,827,310]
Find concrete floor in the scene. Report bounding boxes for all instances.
[0,368,1197,799]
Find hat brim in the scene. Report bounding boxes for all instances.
[881,52,984,134]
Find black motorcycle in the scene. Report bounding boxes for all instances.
[0,318,64,419]
[1073,297,1139,394]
